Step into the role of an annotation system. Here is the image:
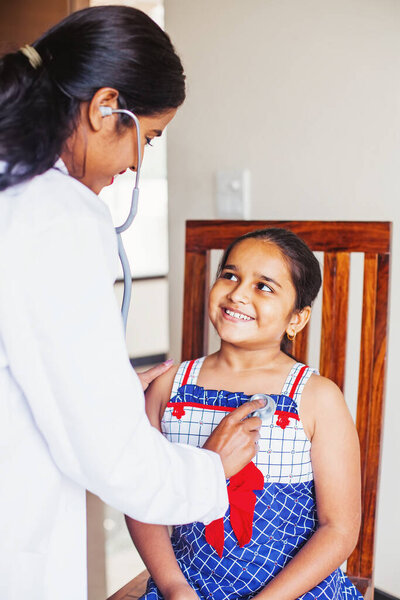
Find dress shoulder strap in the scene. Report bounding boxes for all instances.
[280,362,319,406]
[170,356,206,399]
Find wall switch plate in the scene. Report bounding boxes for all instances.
[215,169,250,219]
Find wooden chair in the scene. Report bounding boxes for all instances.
[109,220,391,600]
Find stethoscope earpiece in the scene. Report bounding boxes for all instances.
[99,105,114,117]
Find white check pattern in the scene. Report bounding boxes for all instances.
[162,360,316,484]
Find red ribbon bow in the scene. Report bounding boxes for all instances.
[205,461,264,558]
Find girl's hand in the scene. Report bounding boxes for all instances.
[203,398,263,479]
[136,359,174,391]
[164,581,199,600]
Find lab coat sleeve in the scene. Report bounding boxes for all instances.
[0,192,228,525]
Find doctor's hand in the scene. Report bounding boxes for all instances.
[136,359,174,391]
[203,398,263,479]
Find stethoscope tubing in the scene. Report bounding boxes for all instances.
[103,108,142,333]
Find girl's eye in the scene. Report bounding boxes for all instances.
[145,137,154,147]
[258,282,273,293]
[221,271,238,281]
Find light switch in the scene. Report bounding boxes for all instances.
[215,169,250,219]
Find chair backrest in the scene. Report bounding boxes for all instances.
[182,220,391,587]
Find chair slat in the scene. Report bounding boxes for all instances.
[347,254,378,577]
[181,250,209,361]
[319,252,350,390]
[346,253,390,580]
[360,253,389,577]
[361,254,389,579]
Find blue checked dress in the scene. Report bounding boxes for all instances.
[140,358,362,600]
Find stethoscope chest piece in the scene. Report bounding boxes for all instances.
[250,394,276,424]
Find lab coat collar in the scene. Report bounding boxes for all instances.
[0,158,68,176]
[53,157,69,175]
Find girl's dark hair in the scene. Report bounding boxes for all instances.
[217,228,322,354]
[0,6,185,190]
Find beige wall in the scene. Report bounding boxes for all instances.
[165,0,400,595]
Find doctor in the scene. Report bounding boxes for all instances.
[0,5,263,600]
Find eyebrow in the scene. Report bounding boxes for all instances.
[223,264,282,288]
[150,129,162,136]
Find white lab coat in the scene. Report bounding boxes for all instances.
[0,162,228,600]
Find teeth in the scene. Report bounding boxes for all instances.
[225,309,252,321]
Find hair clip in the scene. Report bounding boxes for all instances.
[19,45,43,69]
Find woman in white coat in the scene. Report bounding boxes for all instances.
[0,6,263,600]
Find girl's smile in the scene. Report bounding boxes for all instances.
[222,307,255,322]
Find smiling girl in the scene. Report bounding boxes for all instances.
[126,228,362,600]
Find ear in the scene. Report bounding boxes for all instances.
[286,306,312,338]
[87,87,120,131]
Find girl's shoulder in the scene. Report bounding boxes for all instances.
[302,372,343,400]
[301,372,349,440]
[145,362,180,402]
[301,371,346,412]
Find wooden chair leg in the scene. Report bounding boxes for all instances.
[349,576,373,600]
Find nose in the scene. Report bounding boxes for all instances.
[228,281,250,304]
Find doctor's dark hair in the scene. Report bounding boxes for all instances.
[217,228,322,354]
[0,5,185,191]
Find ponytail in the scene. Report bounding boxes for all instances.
[0,49,78,191]
[0,6,185,191]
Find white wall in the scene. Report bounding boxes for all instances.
[114,279,169,359]
[165,0,400,595]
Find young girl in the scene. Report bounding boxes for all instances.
[126,228,362,600]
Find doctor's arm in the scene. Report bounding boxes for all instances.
[253,377,361,600]
[1,201,259,526]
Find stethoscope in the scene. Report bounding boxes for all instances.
[99,106,141,333]
[250,394,276,424]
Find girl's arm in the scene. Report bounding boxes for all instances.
[125,368,198,600]
[254,376,361,600]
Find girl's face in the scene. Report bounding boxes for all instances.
[208,238,300,351]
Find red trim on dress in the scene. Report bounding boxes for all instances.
[167,402,299,427]
[288,365,308,398]
[168,401,236,419]
[181,359,196,387]
[275,410,299,429]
